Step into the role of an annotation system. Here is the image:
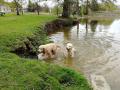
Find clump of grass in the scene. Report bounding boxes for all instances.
[11,26,50,57]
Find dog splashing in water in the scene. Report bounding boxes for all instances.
[66,43,76,58]
[38,43,60,60]
[37,43,76,60]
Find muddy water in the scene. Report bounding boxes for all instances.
[48,18,120,90]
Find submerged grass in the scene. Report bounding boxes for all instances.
[0,13,92,90]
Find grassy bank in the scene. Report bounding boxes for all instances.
[0,53,92,90]
[0,13,92,90]
[0,14,56,52]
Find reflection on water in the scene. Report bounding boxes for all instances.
[48,18,120,90]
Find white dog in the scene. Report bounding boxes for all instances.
[66,43,76,58]
[38,43,60,60]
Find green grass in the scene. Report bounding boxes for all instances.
[0,13,92,90]
[0,13,56,52]
[0,53,92,90]
[0,13,55,34]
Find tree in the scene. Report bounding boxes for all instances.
[13,0,21,15]
[62,0,71,18]
[86,0,89,15]
[82,0,116,15]
[48,0,117,18]
[35,2,42,15]
[33,0,43,15]
[61,0,85,18]
[28,0,36,12]
[56,0,59,16]
[42,3,49,13]
[11,0,26,15]
[19,0,26,15]
[54,0,63,16]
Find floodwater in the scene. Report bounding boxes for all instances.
[48,18,120,90]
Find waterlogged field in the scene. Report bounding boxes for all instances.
[0,14,92,90]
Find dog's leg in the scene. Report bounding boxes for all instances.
[71,51,74,57]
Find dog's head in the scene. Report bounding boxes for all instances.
[38,45,45,54]
[66,43,73,51]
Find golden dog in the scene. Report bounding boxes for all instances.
[38,43,60,59]
[66,43,76,58]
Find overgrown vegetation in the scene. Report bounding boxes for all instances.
[99,1,117,11]
[0,14,92,90]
